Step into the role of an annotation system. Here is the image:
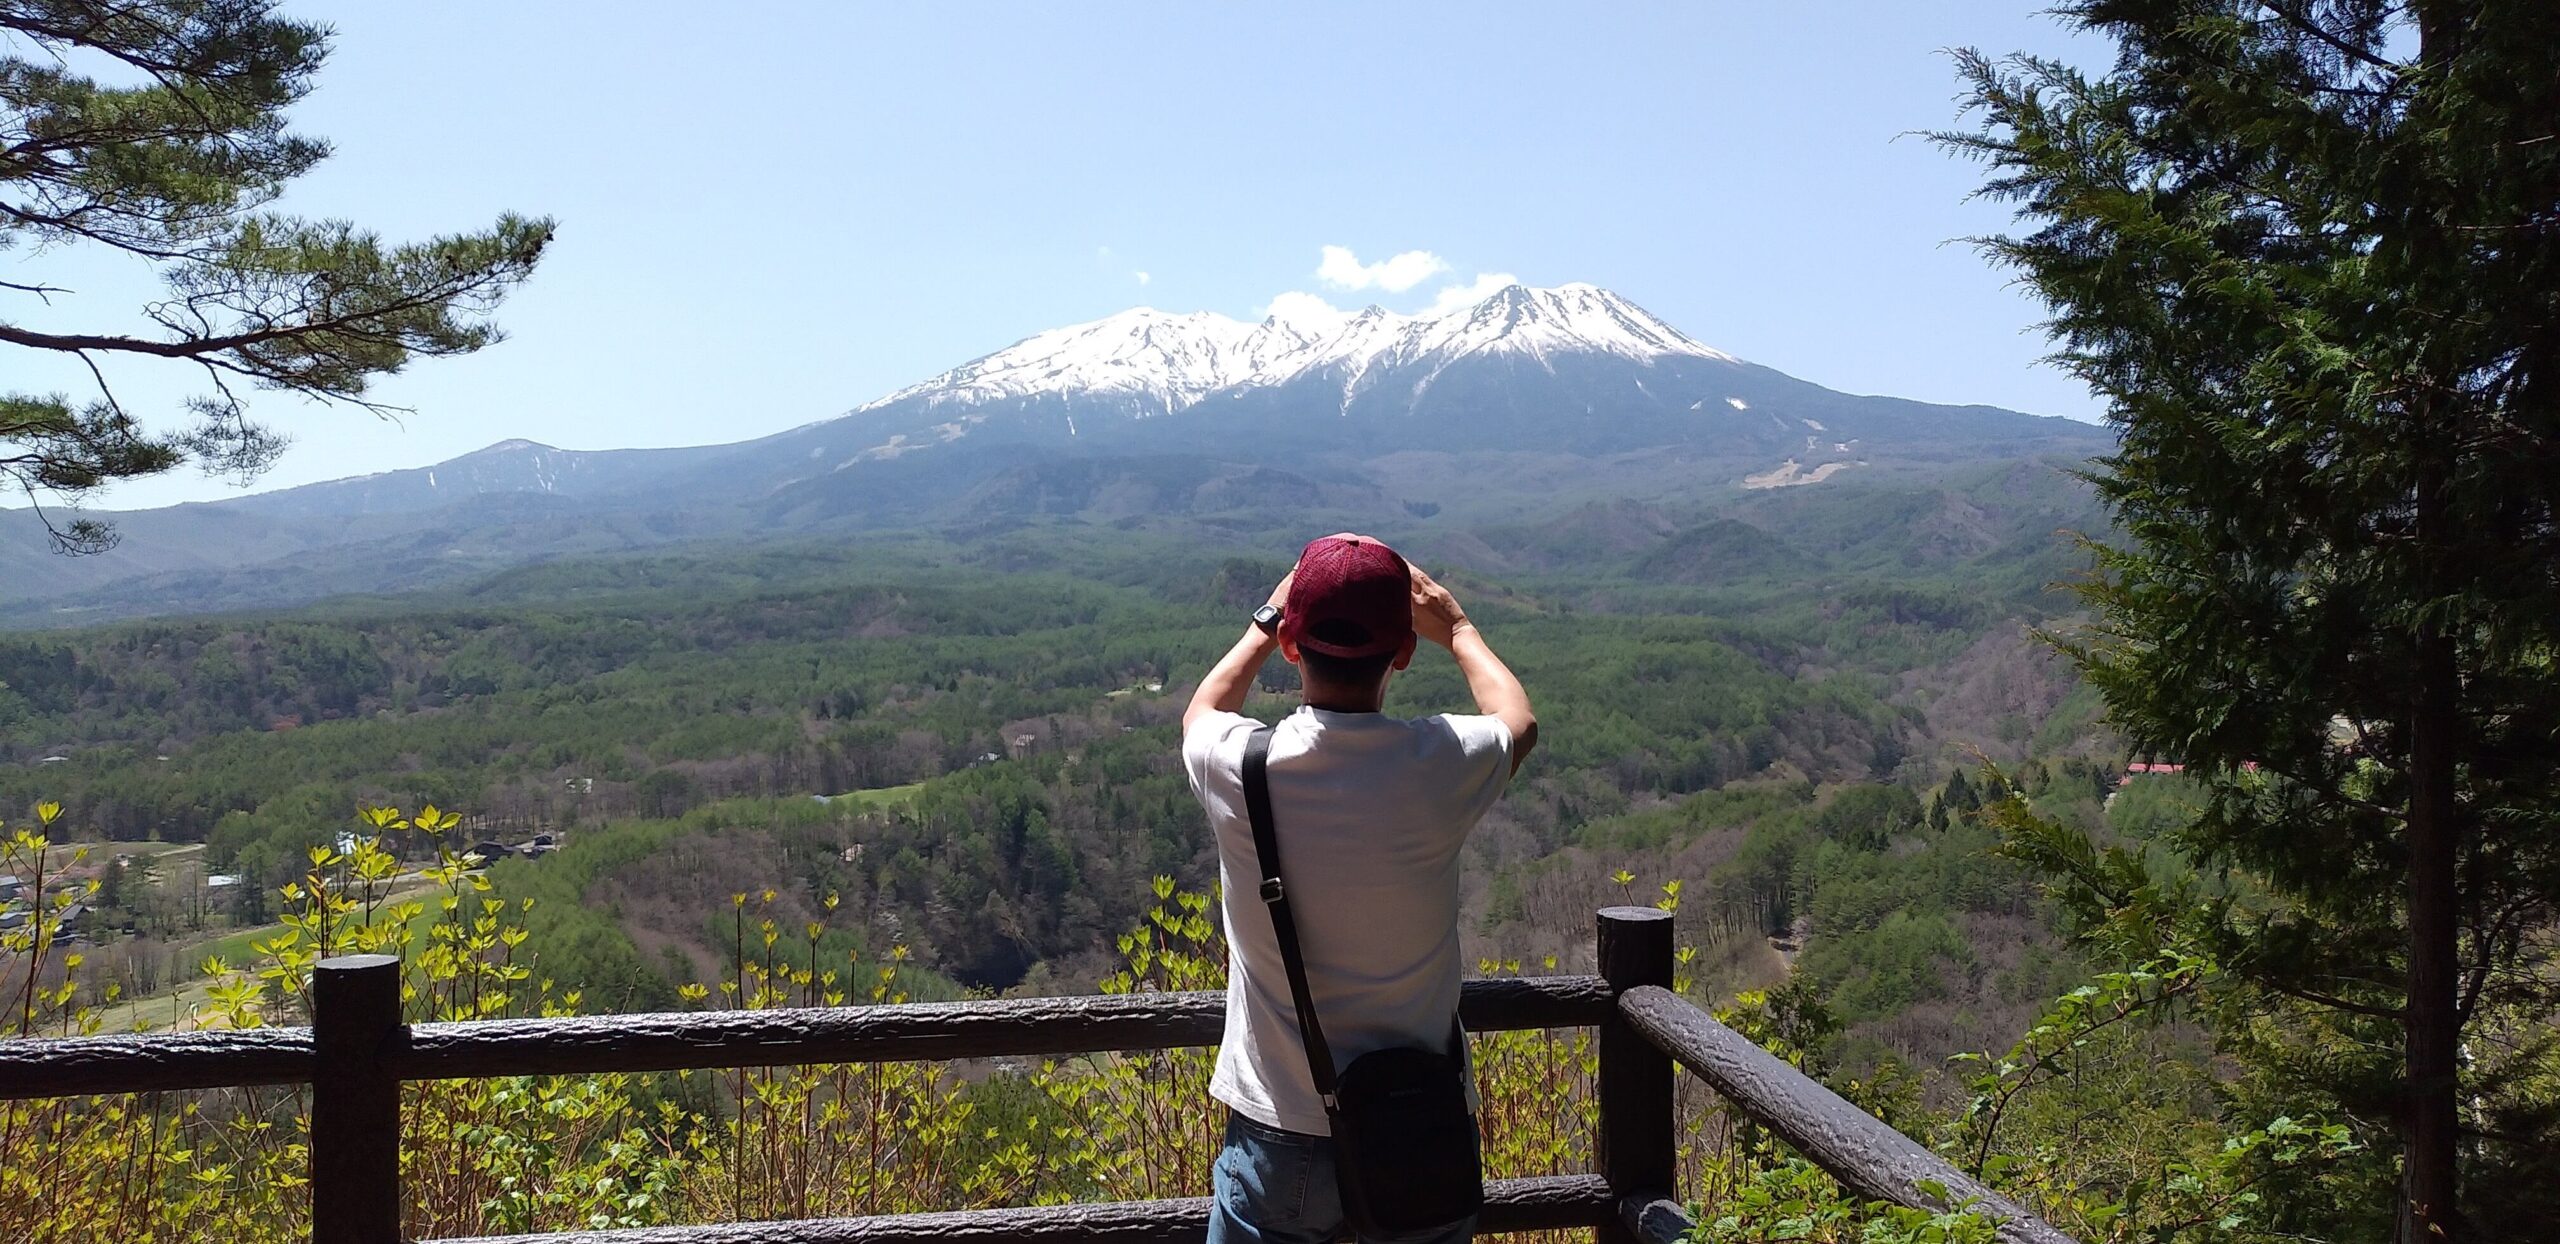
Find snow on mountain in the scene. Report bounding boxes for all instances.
[857,283,1734,418]
[861,309,1258,415]
[1379,284,1734,371]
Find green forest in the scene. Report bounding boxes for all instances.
[0,474,2100,1010]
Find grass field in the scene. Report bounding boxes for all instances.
[818,782,927,811]
[77,870,458,1033]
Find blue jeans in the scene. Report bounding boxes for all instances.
[1206,1110,1477,1244]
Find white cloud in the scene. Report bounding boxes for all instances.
[1134,270,1151,286]
[1316,245,1449,293]
[1260,290,1350,330]
[1423,271,1520,317]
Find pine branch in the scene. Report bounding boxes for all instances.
[2253,1,2404,74]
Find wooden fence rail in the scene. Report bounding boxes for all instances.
[0,908,2078,1244]
[1619,983,2081,1244]
[0,976,1612,1101]
[0,1022,315,1098]
[393,974,1615,1082]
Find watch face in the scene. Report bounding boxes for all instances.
[1252,604,1283,633]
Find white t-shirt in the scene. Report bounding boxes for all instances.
[1183,705,1515,1135]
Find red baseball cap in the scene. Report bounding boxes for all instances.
[1282,533,1414,659]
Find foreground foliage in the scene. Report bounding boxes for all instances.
[4,803,2385,1242]
[0,809,1610,1240]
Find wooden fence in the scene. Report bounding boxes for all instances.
[0,908,2076,1244]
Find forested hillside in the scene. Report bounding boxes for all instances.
[2,463,2115,1061]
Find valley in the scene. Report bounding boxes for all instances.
[2,455,2127,1085]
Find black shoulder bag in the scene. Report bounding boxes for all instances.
[1243,726,1483,1237]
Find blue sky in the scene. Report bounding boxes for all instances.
[12,2,2110,510]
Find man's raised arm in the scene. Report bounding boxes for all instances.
[1182,570,1292,733]
[1409,564,1538,775]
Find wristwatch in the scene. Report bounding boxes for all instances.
[1251,604,1283,635]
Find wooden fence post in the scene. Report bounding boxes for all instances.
[1596,906,1675,1243]
[313,953,403,1244]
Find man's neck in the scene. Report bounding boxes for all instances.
[1300,686,1384,714]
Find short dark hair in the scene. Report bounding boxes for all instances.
[1299,619,1395,688]
[1300,645,1396,688]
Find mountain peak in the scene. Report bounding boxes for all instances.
[1259,294,1351,337]
[859,283,1736,419]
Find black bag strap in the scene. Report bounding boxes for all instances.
[1244,725,1341,1111]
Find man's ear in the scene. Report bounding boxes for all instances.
[1391,634,1418,671]
[1278,636,1303,665]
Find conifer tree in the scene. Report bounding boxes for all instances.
[1941,767,1979,818]
[1946,3,2559,1239]
[2,1,552,551]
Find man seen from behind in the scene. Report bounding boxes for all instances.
[1183,533,1538,1244]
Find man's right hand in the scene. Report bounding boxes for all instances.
[1407,559,1535,773]
[1408,563,1471,649]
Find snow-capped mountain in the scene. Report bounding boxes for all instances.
[4,280,2114,623]
[792,279,2111,476]
[860,283,1734,419]
[815,282,1786,466]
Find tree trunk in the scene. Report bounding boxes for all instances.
[2401,454,2462,1242]
[2400,5,2468,1229]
